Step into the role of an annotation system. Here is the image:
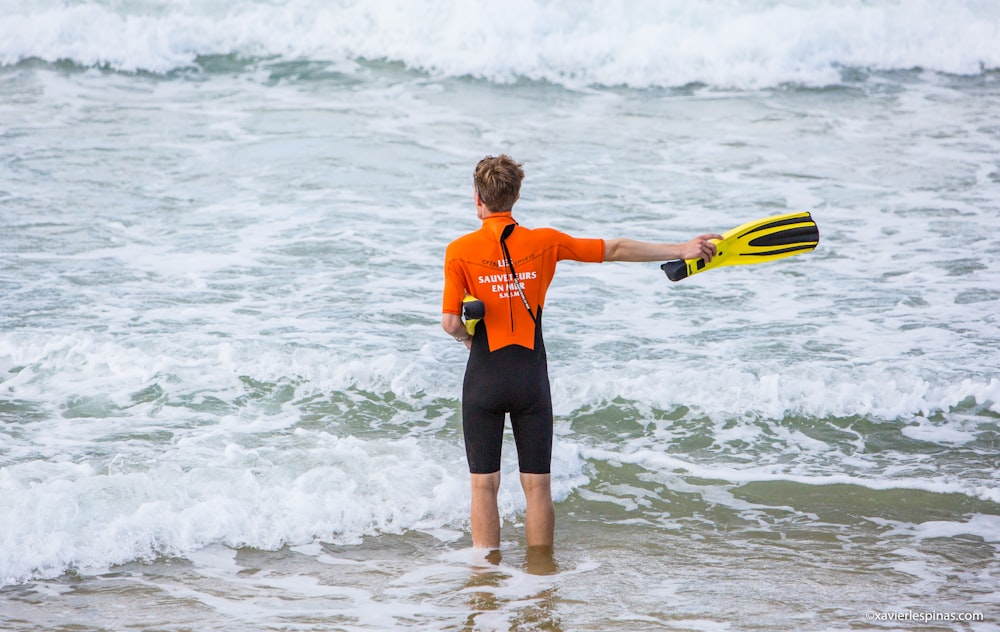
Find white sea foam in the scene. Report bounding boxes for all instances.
[0,324,600,585]
[0,427,588,586]
[881,513,1000,542]
[0,431,472,585]
[3,316,995,587]
[1,0,998,87]
[3,328,996,440]
[580,445,1000,505]
[2,17,999,619]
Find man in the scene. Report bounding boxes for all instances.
[441,154,720,552]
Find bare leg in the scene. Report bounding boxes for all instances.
[470,472,501,549]
[519,473,554,548]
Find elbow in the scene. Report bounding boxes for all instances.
[604,238,623,262]
[442,313,463,335]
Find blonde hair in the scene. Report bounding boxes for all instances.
[474,154,524,212]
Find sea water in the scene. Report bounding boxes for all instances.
[1,1,999,630]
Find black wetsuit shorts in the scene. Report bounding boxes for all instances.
[462,311,552,475]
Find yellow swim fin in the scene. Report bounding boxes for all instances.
[662,211,819,282]
[462,295,485,336]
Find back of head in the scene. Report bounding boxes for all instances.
[474,154,524,213]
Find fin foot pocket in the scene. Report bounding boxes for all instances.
[661,260,689,282]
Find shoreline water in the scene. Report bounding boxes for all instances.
[3,494,997,630]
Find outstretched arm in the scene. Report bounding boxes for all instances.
[604,234,723,263]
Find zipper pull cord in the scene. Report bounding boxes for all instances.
[499,224,537,326]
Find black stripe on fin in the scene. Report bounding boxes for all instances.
[738,244,817,258]
[738,213,814,239]
[748,225,819,248]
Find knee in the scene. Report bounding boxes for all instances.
[471,472,501,496]
[519,473,551,499]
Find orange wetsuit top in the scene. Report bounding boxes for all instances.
[442,212,605,351]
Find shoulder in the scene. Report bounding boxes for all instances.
[445,229,488,266]
[518,225,568,240]
[523,225,587,244]
[446,229,482,251]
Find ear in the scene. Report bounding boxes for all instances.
[474,188,488,218]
